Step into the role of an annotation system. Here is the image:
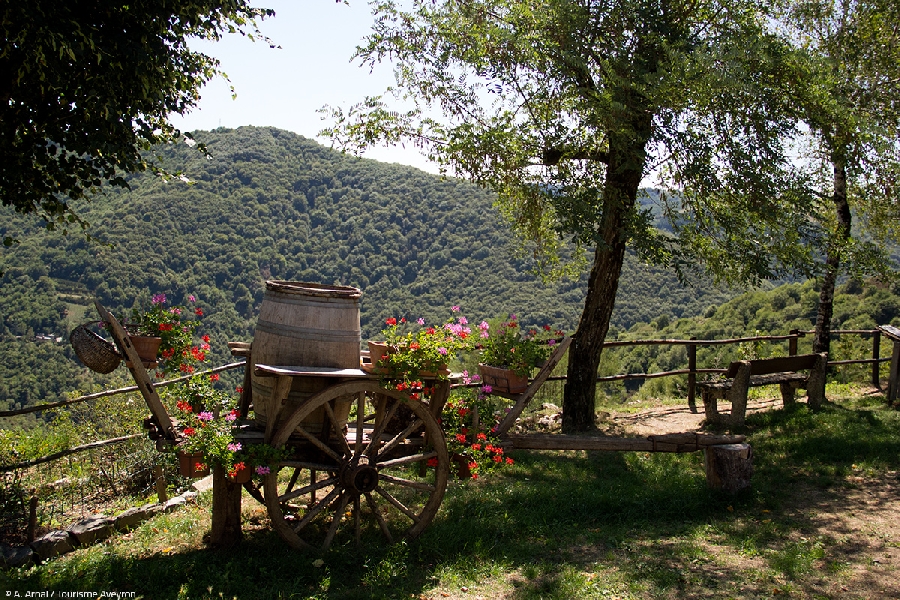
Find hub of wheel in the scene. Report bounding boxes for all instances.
[339,456,379,493]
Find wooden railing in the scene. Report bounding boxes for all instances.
[538,328,887,413]
[3,328,889,472]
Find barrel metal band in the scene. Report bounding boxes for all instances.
[263,291,360,309]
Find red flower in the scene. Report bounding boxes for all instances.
[386,317,397,326]
[195,308,203,316]
[472,444,482,451]
[236,386,243,394]
[158,323,173,332]
[476,433,487,441]
[493,455,502,463]
[543,324,552,331]
[455,433,467,443]
[427,457,438,467]
[202,334,210,343]
[184,427,196,436]
[210,373,219,382]
[410,342,420,350]
[506,457,514,465]
[426,327,436,335]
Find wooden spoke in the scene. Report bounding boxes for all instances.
[354,391,366,457]
[378,417,425,458]
[378,451,437,469]
[374,486,420,523]
[364,398,401,457]
[279,476,338,504]
[293,425,344,463]
[324,400,352,457]
[292,487,342,534]
[322,491,352,552]
[378,473,436,493]
[365,492,394,544]
[353,495,362,546]
[281,460,337,472]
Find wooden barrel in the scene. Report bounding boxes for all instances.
[250,281,361,434]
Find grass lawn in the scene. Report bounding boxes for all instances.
[4,387,900,599]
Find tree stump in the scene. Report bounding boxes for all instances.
[704,443,753,493]
[209,464,243,547]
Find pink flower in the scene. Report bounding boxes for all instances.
[458,316,468,325]
[189,295,196,303]
[417,317,425,325]
[482,385,492,394]
[198,411,214,421]
[255,466,271,475]
[451,305,460,312]
[225,410,238,422]
[548,339,557,346]
[151,293,166,305]
[227,442,242,452]
[438,347,448,355]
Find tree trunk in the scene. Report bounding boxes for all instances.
[208,464,243,547]
[562,125,649,432]
[813,152,852,356]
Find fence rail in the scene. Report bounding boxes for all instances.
[2,329,889,473]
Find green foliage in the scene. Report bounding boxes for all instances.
[0,1,274,241]
[477,315,559,377]
[0,126,740,416]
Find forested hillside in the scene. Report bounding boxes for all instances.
[0,126,831,415]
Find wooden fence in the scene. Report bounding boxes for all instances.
[2,328,891,472]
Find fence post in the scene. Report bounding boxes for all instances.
[873,330,881,389]
[154,465,168,503]
[687,339,697,414]
[890,339,900,404]
[789,330,799,356]
[26,492,38,544]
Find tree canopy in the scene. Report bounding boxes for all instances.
[325,0,822,430]
[0,1,273,243]
[780,0,900,356]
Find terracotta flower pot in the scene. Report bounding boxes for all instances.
[126,335,162,368]
[177,451,209,478]
[363,340,391,373]
[451,453,476,480]
[229,465,252,484]
[478,364,529,394]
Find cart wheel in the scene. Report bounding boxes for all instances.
[264,380,449,552]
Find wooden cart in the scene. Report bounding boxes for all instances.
[95,300,746,552]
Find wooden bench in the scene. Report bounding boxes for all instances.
[698,353,828,427]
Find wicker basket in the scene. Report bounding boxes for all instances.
[69,324,121,374]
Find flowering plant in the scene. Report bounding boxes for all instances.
[375,306,473,389]
[477,315,563,377]
[172,375,246,478]
[438,384,514,480]
[236,443,293,477]
[124,293,206,375]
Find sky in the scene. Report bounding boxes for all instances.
[170,1,437,173]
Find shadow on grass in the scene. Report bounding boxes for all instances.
[8,398,900,598]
